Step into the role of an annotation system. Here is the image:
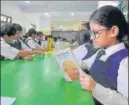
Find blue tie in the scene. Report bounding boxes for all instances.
[96,49,105,60]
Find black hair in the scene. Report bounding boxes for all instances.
[1,23,16,37]
[53,37,57,42]
[80,31,91,44]
[45,36,48,40]
[57,36,61,39]
[82,22,90,30]
[37,31,43,36]
[12,23,22,31]
[27,28,37,36]
[59,37,63,41]
[25,33,28,36]
[48,35,53,38]
[90,5,129,44]
[62,38,66,41]
[23,34,28,39]
[71,39,75,43]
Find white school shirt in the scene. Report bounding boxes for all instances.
[80,43,128,105]
[26,37,41,49]
[19,39,31,51]
[1,37,19,60]
[41,40,47,49]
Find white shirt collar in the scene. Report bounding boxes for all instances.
[100,43,126,61]
[105,43,125,56]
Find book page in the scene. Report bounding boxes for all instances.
[1,97,16,105]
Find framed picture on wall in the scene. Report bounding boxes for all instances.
[1,14,12,23]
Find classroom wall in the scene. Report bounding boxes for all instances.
[1,1,40,32]
[98,1,119,8]
[1,1,93,33]
[50,12,91,31]
[23,13,40,31]
[1,1,50,33]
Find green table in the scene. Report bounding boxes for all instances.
[1,54,94,105]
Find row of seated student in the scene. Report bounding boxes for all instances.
[0,23,70,61]
[1,23,48,60]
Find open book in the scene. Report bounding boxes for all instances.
[54,48,83,82]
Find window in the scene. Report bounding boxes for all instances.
[1,14,12,23]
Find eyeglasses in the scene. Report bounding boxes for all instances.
[90,28,109,39]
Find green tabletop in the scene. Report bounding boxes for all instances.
[1,54,94,105]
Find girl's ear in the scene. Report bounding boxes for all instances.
[108,26,119,38]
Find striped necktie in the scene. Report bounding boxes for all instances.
[96,49,105,60]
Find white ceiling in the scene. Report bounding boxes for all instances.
[7,1,98,12]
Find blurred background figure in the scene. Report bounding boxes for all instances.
[73,22,98,62]
[79,22,91,45]
[37,31,44,45]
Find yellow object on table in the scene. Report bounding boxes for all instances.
[47,38,54,51]
[44,50,53,54]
